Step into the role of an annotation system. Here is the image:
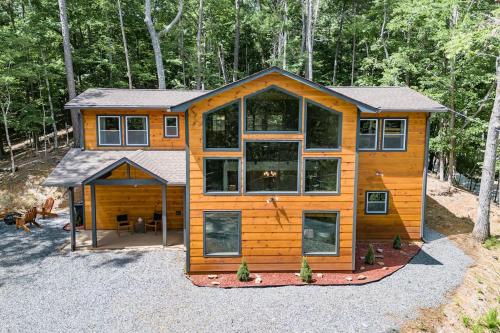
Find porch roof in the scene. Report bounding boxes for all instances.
[43,149,186,187]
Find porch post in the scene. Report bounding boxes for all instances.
[68,187,76,251]
[162,183,167,246]
[91,184,97,248]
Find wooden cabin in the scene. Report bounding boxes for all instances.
[44,67,447,273]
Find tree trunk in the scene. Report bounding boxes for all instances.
[42,55,58,149]
[118,0,133,89]
[282,0,288,70]
[380,0,389,60]
[473,56,500,242]
[1,105,15,174]
[332,0,346,85]
[305,0,313,80]
[232,0,240,82]
[144,0,183,89]
[218,43,229,84]
[58,0,80,147]
[350,1,357,86]
[439,151,445,181]
[196,0,204,89]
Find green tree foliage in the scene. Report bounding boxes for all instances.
[393,234,402,250]
[299,256,312,283]
[365,244,375,265]
[236,259,250,282]
[0,0,497,181]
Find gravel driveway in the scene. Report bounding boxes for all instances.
[0,212,472,333]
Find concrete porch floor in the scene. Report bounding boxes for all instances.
[73,228,184,250]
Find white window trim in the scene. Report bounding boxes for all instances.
[358,119,378,151]
[125,116,149,146]
[382,118,407,151]
[164,116,179,138]
[97,115,122,146]
[365,191,388,214]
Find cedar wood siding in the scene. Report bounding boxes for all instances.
[187,72,357,273]
[83,164,184,230]
[357,112,427,240]
[82,108,185,150]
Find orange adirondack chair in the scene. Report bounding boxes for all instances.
[16,207,41,232]
[38,197,57,218]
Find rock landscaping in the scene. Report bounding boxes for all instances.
[189,241,422,288]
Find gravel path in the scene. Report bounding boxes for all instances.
[0,213,472,333]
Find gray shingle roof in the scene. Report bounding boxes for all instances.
[327,86,447,112]
[65,88,210,109]
[43,149,186,187]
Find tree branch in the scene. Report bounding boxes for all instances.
[159,0,184,38]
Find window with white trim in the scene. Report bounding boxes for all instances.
[125,116,149,146]
[382,119,406,150]
[359,119,378,150]
[164,116,179,137]
[98,116,121,146]
[365,191,388,214]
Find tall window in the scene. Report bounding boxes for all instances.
[204,211,241,256]
[305,101,341,150]
[365,191,388,214]
[245,141,299,193]
[98,116,121,146]
[359,119,378,150]
[204,159,240,193]
[164,116,179,137]
[125,116,149,146]
[303,212,339,255]
[204,101,240,150]
[304,159,340,193]
[382,119,406,150]
[245,87,300,132]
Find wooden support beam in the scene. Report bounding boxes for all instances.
[162,184,167,246]
[91,184,97,248]
[68,187,76,251]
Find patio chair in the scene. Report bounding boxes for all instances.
[37,197,57,219]
[116,214,132,236]
[145,212,162,235]
[16,207,41,232]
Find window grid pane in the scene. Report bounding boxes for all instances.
[126,116,148,145]
[303,212,338,254]
[359,119,378,150]
[165,117,179,137]
[245,141,299,192]
[204,212,240,255]
[98,116,121,145]
[366,192,388,213]
[306,102,340,149]
[205,159,239,193]
[304,159,339,192]
[383,119,406,150]
[246,88,300,132]
[205,102,239,149]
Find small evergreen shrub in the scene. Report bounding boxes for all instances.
[393,234,402,250]
[299,257,313,283]
[236,259,250,282]
[364,244,375,265]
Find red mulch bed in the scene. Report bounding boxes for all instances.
[188,242,421,288]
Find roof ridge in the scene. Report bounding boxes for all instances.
[85,87,210,92]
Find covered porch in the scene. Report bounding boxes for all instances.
[43,149,186,251]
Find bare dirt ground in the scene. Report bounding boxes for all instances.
[403,175,500,333]
[0,146,70,211]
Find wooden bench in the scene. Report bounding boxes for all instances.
[16,207,42,232]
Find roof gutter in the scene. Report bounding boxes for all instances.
[64,104,172,110]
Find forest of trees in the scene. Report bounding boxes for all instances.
[0,0,498,184]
